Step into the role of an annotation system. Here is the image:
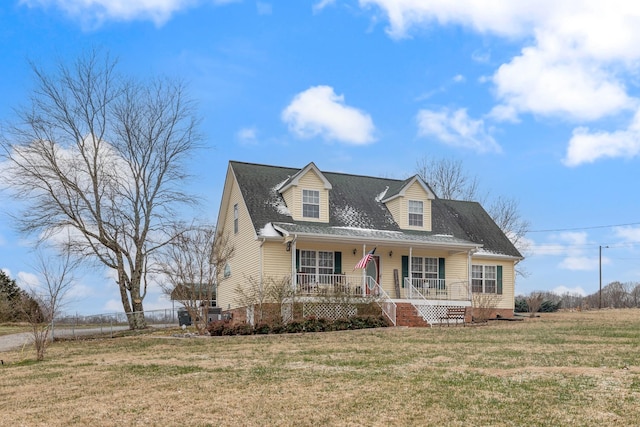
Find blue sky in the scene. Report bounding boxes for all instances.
[1,0,639,314]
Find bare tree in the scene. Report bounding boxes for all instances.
[415,156,482,201]
[157,224,233,335]
[487,196,530,252]
[21,250,77,361]
[627,282,640,308]
[415,156,529,276]
[472,293,501,322]
[0,50,201,329]
[526,291,544,318]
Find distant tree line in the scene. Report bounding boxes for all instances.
[0,270,41,322]
[517,281,640,312]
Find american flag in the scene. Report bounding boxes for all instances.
[354,248,376,270]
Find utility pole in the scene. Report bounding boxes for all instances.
[599,245,608,309]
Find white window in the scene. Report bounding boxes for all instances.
[411,257,439,285]
[303,189,320,218]
[300,250,334,282]
[472,265,497,293]
[233,204,239,234]
[408,200,423,227]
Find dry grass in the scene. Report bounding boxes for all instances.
[1,309,640,426]
[0,323,31,336]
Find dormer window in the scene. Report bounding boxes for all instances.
[408,200,423,227]
[303,189,320,218]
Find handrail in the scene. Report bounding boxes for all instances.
[368,276,397,326]
[405,277,437,326]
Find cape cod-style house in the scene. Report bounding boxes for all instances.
[215,161,523,327]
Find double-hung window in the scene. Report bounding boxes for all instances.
[408,200,423,227]
[472,265,497,293]
[300,250,334,283]
[303,189,320,219]
[411,256,439,288]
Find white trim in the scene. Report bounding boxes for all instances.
[278,162,332,193]
[381,175,435,202]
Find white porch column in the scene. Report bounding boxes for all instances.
[361,244,366,297]
[408,246,413,298]
[291,239,297,292]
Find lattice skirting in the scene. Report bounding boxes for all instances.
[302,302,358,320]
[414,304,465,325]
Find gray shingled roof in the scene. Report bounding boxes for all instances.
[229,161,522,258]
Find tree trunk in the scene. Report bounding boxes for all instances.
[118,269,146,330]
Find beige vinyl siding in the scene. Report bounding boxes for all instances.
[385,198,401,227]
[281,187,294,216]
[408,249,468,283]
[285,170,329,223]
[403,182,432,231]
[471,258,516,310]
[445,252,469,283]
[262,241,293,280]
[217,174,261,311]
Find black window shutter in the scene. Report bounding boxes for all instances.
[334,251,342,274]
[401,256,409,287]
[295,249,300,272]
[497,265,503,295]
[438,258,445,280]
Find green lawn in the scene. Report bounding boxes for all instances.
[1,309,639,426]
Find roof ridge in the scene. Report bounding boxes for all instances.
[230,160,407,183]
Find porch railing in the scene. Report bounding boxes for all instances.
[296,273,368,296]
[405,279,437,326]
[294,273,397,325]
[367,276,397,326]
[407,278,470,301]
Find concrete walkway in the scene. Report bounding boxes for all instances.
[0,332,33,353]
[0,326,132,353]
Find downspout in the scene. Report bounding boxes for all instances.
[468,247,480,301]
[259,238,266,289]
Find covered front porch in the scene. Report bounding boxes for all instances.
[291,272,471,327]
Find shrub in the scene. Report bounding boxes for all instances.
[207,319,232,336]
[285,320,304,333]
[232,324,253,335]
[254,323,271,334]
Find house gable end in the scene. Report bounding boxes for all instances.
[279,162,331,223]
[382,175,435,231]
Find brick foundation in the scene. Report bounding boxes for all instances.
[471,307,514,321]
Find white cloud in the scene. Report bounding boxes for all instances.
[452,74,465,83]
[360,1,640,162]
[531,231,603,272]
[19,0,237,27]
[17,271,40,289]
[236,127,259,145]
[282,85,376,145]
[416,108,501,153]
[564,112,640,166]
[552,285,587,296]
[559,256,599,271]
[614,226,640,243]
[492,48,633,122]
[313,0,336,13]
[256,1,272,15]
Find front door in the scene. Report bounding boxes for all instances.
[365,255,380,295]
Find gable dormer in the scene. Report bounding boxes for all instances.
[278,162,332,223]
[381,175,435,231]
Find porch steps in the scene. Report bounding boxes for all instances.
[395,303,431,327]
